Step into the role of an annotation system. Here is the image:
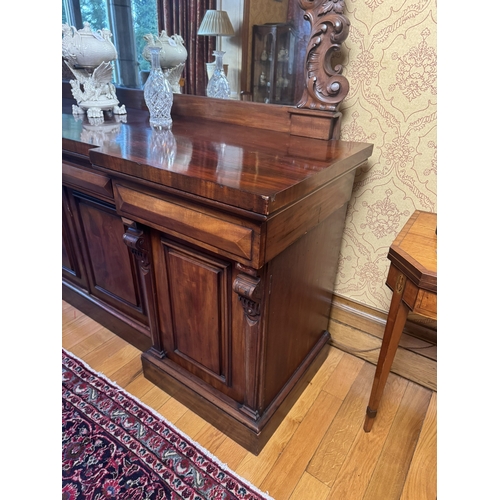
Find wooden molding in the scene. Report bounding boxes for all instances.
[329,294,436,391]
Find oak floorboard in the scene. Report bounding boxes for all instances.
[61,300,437,500]
[329,304,437,362]
[75,335,129,370]
[89,342,140,378]
[62,300,85,325]
[209,437,248,472]
[174,410,211,439]
[66,326,117,358]
[235,411,301,487]
[192,423,227,453]
[289,472,330,500]
[325,373,408,500]
[259,391,343,499]
[398,335,437,361]
[322,351,365,400]
[61,315,83,334]
[363,381,433,500]
[138,384,172,411]
[234,347,344,487]
[62,316,106,347]
[106,354,143,388]
[123,374,160,401]
[62,304,99,330]
[289,346,344,421]
[400,391,437,500]
[329,320,436,391]
[156,395,189,425]
[306,362,376,487]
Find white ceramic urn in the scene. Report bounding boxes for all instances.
[62,22,118,68]
[142,31,188,69]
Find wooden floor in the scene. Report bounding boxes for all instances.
[62,300,437,500]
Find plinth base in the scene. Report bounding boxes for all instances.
[141,334,330,455]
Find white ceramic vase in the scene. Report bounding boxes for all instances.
[142,31,188,69]
[62,22,117,68]
[143,31,188,93]
[62,22,126,119]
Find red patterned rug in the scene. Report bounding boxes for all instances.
[62,349,273,500]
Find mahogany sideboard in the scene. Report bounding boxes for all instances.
[62,94,373,453]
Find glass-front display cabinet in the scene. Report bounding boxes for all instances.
[251,23,297,104]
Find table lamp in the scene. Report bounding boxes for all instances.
[197,10,235,99]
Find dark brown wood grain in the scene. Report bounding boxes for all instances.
[114,183,255,261]
[62,162,114,201]
[62,187,88,289]
[262,205,349,408]
[156,238,234,390]
[71,192,147,323]
[62,107,372,215]
[63,186,154,351]
[62,89,373,454]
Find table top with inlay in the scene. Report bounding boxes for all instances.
[388,210,437,293]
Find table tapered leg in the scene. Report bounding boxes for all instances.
[364,270,410,432]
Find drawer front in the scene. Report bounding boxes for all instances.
[62,162,113,200]
[414,289,437,319]
[114,183,254,261]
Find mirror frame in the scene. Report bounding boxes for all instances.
[295,0,350,111]
[155,0,351,110]
[63,0,351,113]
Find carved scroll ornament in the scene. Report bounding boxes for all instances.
[122,221,164,359]
[233,270,263,420]
[123,226,150,273]
[233,273,262,326]
[297,0,350,111]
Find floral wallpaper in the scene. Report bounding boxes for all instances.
[333,0,437,313]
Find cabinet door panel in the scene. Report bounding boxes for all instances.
[169,249,225,376]
[62,187,88,288]
[73,192,148,326]
[81,202,137,303]
[156,238,233,388]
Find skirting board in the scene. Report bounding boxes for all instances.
[328,295,436,391]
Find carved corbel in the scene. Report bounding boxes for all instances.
[122,223,150,274]
[233,273,262,326]
[297,0,350,111]
[122,218,164,359]
[233,269,264,420]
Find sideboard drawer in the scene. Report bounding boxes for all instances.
[62,162,113,200]
[114,183,255,261]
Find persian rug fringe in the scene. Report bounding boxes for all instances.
[62,348,274,500]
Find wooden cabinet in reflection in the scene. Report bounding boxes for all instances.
[251,23,297,104]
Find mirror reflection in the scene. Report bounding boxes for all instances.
[63,0,309,102]
[62,0,158,88]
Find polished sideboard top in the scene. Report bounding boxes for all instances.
[62,100,373,217]
[62,96,374,453]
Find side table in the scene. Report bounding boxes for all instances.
[364,210,437,432]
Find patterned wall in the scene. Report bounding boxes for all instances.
[333,0,437,313]
[249,0,288,26]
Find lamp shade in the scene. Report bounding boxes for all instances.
[198,10,235,36]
